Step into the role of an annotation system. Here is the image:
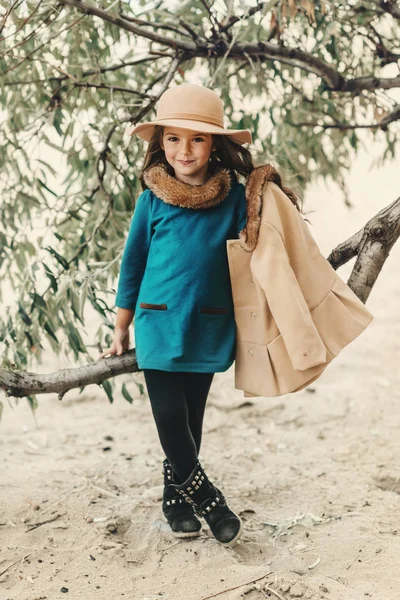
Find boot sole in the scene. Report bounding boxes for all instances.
[171,528,202,538]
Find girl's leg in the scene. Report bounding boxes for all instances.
[142,369,198,482]
[183,372,214,455]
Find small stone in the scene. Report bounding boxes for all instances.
[290,582,305,597]
[100,542,119,550]
[106,522,118,534]
[277,580,291,593]
[60,587,69,593]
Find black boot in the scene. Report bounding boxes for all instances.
[162,458,202,538]
[170,459,242,546]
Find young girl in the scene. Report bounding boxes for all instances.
[98,83,298,547]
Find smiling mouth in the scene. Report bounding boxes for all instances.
[178,160,194,165]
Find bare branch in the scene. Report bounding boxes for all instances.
[377,0,400,19]
[290,104,400,131]
[1,53,175,87]
[0,349,140,399]
[327,196,400,302]
[58,0,197,52]
[119,12,194,40]
[341,76,400,92]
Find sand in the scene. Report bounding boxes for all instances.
[1,152,399,600]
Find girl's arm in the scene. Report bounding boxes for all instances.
[115,188,154,312]
[99,190,153,359]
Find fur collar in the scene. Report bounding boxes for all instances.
[143,161,280,252]
[143,162,232,210]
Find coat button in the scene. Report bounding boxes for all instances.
[248,349,254,357]
[251,311,257,319]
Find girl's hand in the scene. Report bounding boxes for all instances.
[98,328,130,358]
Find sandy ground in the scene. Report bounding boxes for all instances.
[1,155,399,600]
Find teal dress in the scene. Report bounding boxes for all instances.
[115,180,247,372]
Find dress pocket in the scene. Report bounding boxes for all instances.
[139,302,168,310]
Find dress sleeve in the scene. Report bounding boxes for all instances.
[250,221,327,371]
[115,189,153,312]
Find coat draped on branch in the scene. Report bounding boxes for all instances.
[1,197,398,401]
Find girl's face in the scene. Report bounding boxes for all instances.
[161,127,215,185]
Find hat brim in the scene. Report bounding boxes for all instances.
[125,119,252,146]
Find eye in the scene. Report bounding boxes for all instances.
[165,136,205,142]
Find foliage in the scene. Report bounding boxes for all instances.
[0,0,398,403]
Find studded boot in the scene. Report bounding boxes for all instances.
[162,458,202,538]
[169,459,242,546]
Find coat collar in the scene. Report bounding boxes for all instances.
[238,164,280,252]
[143,162,232,210]
[143,161,280,252]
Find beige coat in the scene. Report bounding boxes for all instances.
[227,165,374,398]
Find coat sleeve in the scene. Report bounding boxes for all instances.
[115,189,154,312]
[250,220,328,371]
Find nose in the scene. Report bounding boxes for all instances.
[179,139,191,157]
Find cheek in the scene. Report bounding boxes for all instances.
[197,144,212,158]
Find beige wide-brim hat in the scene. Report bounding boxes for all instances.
[126,83,252,146]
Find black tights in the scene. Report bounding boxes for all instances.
[143,369,214,483]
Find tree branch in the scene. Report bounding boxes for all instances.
[289,104,400,131]
[1,198,399,400]
[58,0,197,52]
[327,196,400,303]
[56,0,400,95]
[377,0,400,19]
[0,349,140,400]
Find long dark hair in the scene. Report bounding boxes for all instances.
[139,125,303,212]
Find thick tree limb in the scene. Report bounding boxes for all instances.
[58,0,400,94]
[327,196,400,302]
[0,349,139,400]
[1,198,399,400]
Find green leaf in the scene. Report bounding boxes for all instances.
[66,322,86,355]
[37,178,58,198]
[79,278,90,320]
[133,379,145,396]
[121,382,134,404]
[18,303,32,326]
[101,379,114,403]
[44,321,59,343]
[42,263,58,292]
[27,395,38,413]
[45,247,69,270]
